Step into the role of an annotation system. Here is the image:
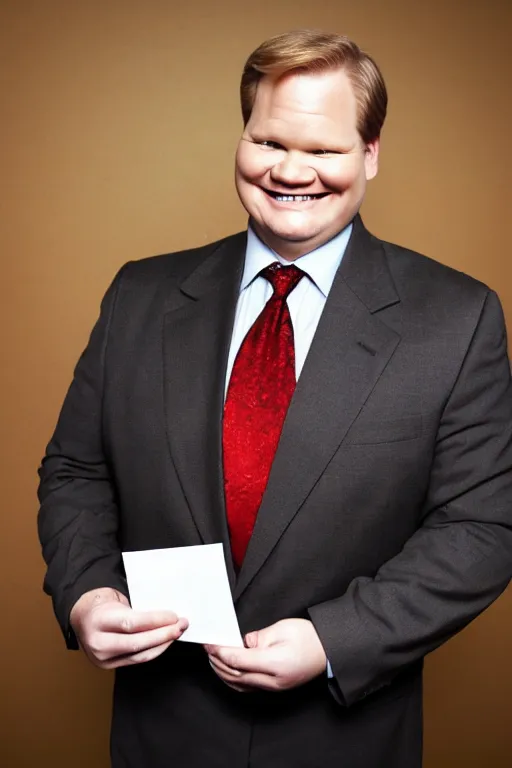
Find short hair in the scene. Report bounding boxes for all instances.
[240,30,388,145]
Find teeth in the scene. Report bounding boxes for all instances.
[275,194,314,202]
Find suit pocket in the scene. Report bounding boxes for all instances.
[345,414,423,445]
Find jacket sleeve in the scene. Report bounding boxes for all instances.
[309,289,512,706]
[37,266,129,649]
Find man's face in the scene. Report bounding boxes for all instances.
[235,68,379,260]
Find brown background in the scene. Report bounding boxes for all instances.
[1,1,511,765]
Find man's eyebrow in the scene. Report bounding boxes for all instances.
[247,133,350,153]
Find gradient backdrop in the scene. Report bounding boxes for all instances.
[1,1,511,765]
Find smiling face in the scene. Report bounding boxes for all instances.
[235,68,379,260]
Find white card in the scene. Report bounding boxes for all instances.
[122,543,243,647]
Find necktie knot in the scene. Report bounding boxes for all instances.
[261,263,305,300]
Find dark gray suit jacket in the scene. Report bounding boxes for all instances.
[38,216,512,768]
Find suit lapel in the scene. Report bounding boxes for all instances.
[162,232,246,587]
[234,218,402,600]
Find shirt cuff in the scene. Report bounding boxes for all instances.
[326,660,334,679]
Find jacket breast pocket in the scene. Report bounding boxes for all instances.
[345,414,423,445]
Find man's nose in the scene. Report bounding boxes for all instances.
[270,151,315,186]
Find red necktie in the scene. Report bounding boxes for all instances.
[223,263,305,569]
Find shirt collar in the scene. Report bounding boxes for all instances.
[241,221,353,298]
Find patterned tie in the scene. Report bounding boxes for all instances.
[223,262,305,569]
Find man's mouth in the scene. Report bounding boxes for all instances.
[263,188,329,203]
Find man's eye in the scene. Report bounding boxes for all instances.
[257,140,282,150]
[311,149,335,156]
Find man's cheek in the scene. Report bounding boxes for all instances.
[320,160,359,191]
[238,152,272,181]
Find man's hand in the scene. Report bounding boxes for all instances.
[205,618,327,693]
[70,587,188,669]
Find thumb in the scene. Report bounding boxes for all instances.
[244,630,259,648]
[245,623,282,649]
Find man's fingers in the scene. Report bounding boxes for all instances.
[232,673,280,691]
[208,660,252,692]
[90,619,188,662]
[103,639,175,669]
[206,645,278,676]
[208,658,277,692]
[208,655,243,678]
[97,606,181,634]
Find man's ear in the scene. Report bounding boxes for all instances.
[364,138,380,180]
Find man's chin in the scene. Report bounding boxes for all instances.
[255,222,320,245]
[255,230,325,260]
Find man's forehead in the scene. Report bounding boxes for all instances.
[247,68,359,142]
[252,68,355,115]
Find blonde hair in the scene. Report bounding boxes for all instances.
[240,30,387,144]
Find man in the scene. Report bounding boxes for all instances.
[38,29,512,768]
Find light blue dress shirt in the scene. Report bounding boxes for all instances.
[225,221,354,679]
